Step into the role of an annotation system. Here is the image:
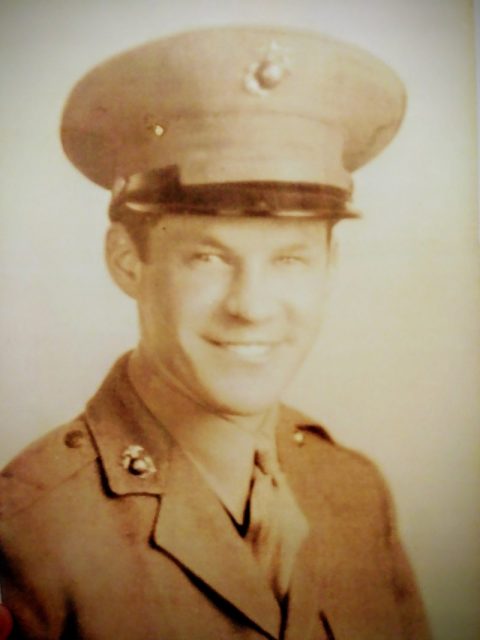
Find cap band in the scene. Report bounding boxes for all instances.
[109,166,358,221]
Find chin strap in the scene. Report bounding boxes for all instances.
[109,166,360,221]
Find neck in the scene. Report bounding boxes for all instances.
[127,348,275,436]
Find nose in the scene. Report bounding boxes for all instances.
[223,262,277,323]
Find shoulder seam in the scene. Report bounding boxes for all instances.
[0,456,98,521]
[0,417,98,520]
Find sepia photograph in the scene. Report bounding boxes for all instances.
[0,1,479,639]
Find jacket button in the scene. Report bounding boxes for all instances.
[64,429,85,448]
[293,430,305,446]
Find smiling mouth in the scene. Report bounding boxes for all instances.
[208,340,280,363]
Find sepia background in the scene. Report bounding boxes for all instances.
[1,0,479,638]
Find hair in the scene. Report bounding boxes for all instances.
[115,210,162,262]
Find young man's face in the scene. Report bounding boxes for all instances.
[132,214,334,416]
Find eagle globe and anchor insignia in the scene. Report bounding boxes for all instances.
[244,40,292,96]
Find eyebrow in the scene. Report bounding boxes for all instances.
[272,243,311,253]
[178,235,313,254]
[181,235,230,251]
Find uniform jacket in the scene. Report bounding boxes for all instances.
[0,355,430,640]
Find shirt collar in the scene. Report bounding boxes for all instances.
[128,351,278,525]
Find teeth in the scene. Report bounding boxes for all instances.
[223,343,272,361]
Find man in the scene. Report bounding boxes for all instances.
[0,26,430,639]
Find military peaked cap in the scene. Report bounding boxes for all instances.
[61,26,406,219]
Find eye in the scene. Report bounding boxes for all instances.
[190,252,227,267]
[193,251,222,264]
[274,255,308,266]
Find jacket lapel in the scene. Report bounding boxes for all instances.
[286,542,325,640]
[84,355,281,640]
[275,408,330,640]
[153,442,281,639]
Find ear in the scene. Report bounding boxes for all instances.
[105,223,143,299]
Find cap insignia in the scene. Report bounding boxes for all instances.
[244,40,292,96]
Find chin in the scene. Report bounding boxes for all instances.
[201,382,286,417]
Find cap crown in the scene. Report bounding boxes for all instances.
[61,26,406,193]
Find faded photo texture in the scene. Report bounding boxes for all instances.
[0,1,479,639]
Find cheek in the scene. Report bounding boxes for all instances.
[142,264,230,336]
[285,271,329,326]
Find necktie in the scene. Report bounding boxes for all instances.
[246,436,309,601]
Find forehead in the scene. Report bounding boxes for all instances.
[148,214,330,252]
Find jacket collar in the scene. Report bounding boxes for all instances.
[85,353,170,496]
[84,353,282,639]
